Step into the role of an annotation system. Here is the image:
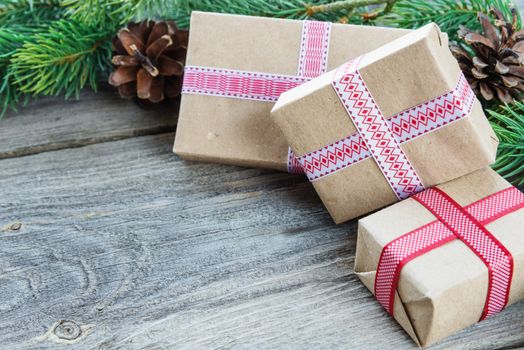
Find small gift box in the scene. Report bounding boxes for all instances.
[174,11,409,172]
[271,23,498,223]
[354,167,524,347]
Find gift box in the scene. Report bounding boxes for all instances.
[271,23,498,223]
[354,167,524,347]
[173,11,410,172]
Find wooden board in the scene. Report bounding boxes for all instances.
[0,84,176,159]
[0,130,523,349]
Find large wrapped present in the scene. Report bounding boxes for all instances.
[174,11,409,172]
[271,24,498,223]
[355,167,524,347]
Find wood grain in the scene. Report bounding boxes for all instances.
[0,133,522,350]
[0,84,176,160]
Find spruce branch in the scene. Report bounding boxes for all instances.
[306,0,396,17]
[58,0,399,29]
[117,0,175,22]
[0,0,64,27]
[382,0,520,41]
[60,0,175,26]
[165,0,395,28]
[9,19,113,99]
[0,27,36,117]
[488,102,524,186]
[60,0,127,28]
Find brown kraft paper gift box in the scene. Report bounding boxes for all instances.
[354,167,524,347]
[271,23,498,224]
[174,11,410,171]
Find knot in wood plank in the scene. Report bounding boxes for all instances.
[2,222,22,232]
[53,320,82,341]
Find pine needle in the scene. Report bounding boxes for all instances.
[488,102,524,186]
[9,19,113,99]
[0,0,64,27]
[166,0,388,28]
[0,27,36,117]
[60,0,128,27]
[64,0,393,28]
[382,0,521,41]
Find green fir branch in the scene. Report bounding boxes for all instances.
[93,0,397,28]
[382,0,521,41]
[116,0,177,22]
[0,27,37,116]
[9,19,113,99]
[488,102,524,186]
[60,0,128,28]
[0,70,22,117]
[171,0,394,27]
[0,0,60,117]
[59,0,180,26]
[0,0,64,27]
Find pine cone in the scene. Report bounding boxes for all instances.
[109,21,188,103]
[451,8,524,103]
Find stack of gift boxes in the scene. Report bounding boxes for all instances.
[174,12,524,347]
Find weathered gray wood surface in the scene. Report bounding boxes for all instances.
[1,94,523,350]
[2,7,524,348]
[0,84,176,160]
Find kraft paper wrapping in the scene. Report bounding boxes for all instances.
[354,167,524,347]
[174,11,410,171]
[271,24,498,223]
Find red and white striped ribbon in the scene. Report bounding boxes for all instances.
[374,186,523,319]
[181,67,309,102]
[181,20,332,174]
[299,72,474,181]
[331,57,425,199]
[298,20,331,78]
[288,20,331,173]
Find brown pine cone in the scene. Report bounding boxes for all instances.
[451,8,524,104]
[109,21,188,103]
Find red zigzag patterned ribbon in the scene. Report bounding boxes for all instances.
[374,186,523,319]
[331,57,425,199]
[298,73,474,181]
